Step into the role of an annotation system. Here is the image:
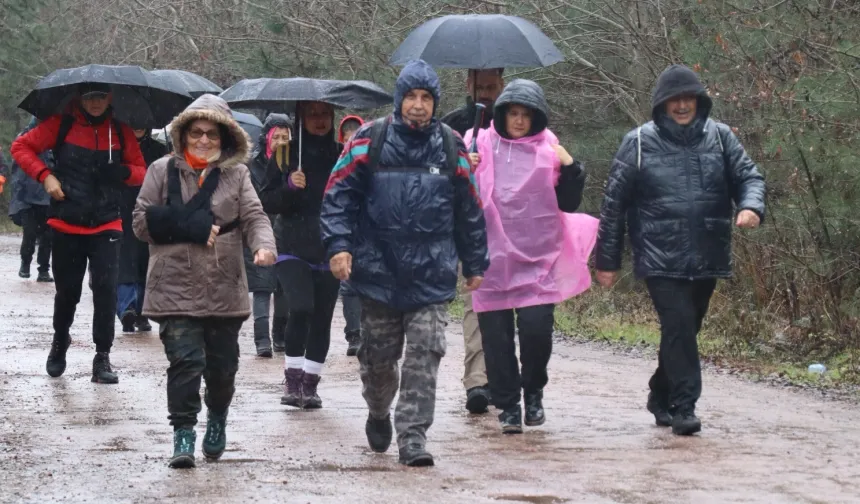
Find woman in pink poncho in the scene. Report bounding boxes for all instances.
[464,79,598,434]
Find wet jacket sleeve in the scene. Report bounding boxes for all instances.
[119,123,147,187]
[133,158,167,244]
[719,124,766,221]
[452,142,489,278]
[236,165,276,254]
[595,134,638,272]
[10,116,62,183]
[555,160,586,213]
[320,135,370,259]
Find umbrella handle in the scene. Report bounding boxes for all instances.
[297,117,303,173]
[470,103,486,153]
[108,124,113,163]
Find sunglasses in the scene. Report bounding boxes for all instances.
[188,128,221,140]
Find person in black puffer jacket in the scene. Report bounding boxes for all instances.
[595,64,766,436]
[321,60,488,467]
[245,113,292,357]
[259,102,342,410]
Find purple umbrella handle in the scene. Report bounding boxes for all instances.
[470,103,486,153]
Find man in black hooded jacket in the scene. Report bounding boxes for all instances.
[595,64,765,436]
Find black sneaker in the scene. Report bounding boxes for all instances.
[202,409,228,460]
[36,271,53,283]
[169,428,196,469]
[647,391,673,427]
[398,444,434,467]
[365,413,393,453]
[120,311,137,333]
[92,352,119,384]
[499,405,523,434]
[524,390,545,426]
[46,337,71,378]
[345,331,360,357]
[18,262,30,279]
[136,317,152,332]
[465,386,490,414]
[672,408,702,436]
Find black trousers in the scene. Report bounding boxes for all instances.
[276,260,340,364]
[20,206,51,272]
[478,304,555,410]
[160,317,244,430]
[52,231,120,353]
[645,277,717,412]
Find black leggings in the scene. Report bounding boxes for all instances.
[276,260,340,363]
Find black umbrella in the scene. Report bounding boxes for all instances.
[18,64,192,129]
[219,77,392,114]
[389,14,564,69]
[149,69,223,99]
[231,110,263,141]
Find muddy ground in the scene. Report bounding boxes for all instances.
[0,235,858,503]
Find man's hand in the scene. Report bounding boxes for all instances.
[207,225,220,247]
[330,252,353,280]
[552,144,575,166]
[736,209,761,229]
[43,174,65,201]
[290,171,307,189]
[596,270,618,288]
[465,276,483,291]
[254,248,276,266]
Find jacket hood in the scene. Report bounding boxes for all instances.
[651,64,713,122]
[338,115,365,143]
[253,113,292,159]
[492,79,549,138]
[394,60,441,119]
[169,94,252,170]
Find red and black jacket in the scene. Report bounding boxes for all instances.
[11,108,146,235]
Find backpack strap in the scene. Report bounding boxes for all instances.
[54,114,76,154]
[111,119,125,159]
[440,123,459,175]
[166,157,182,207]
[367,117,390,172]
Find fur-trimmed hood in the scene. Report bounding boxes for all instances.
[169,94,252,170]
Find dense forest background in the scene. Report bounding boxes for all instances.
[1,0,859,380]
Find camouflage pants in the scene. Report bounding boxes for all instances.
[160,317,244,430]
[358,299,448,449]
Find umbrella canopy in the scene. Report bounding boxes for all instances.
[18,64,192,129]
[389,14,564,69]
[149,69,223,99]
[220,78,392,114]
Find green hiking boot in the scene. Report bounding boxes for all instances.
[169,428,196,469]
[202,409,228,460]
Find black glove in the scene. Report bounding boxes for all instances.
[102,161,131,186]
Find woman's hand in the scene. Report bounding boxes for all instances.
[468,152,481,167]
[552,144,574,166]
[207,225,220,247]
[254,248,277,266]
[290,171,306,189]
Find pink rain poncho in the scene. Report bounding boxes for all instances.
[464,123,598,313]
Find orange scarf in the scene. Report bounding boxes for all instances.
[184,150,209,187]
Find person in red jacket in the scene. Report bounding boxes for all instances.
[11,83,146,384]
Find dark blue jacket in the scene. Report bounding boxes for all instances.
[321,60,489,311]
[8,119,52,223]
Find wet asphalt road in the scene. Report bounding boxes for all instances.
[0,234,858,503]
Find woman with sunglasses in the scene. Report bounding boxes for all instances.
[133,94,276,468]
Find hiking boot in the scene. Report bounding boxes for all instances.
[253,319,272,358]
[256,346,273,358]
[169,428,196,469]
[120,310,137,333]
[365,413,393,453]
[672,408,702,436]
[91,352,119,384]
[280,369,303,407]
[398,443,434,467]
[136,316,152,332]
[345,331,360,357]
[524,390,545,426]
[202,409,228,460]
[647,391,673,427]
[36,271,53,283]
[18,261,30,279]
[300,373,322,409]
[499,405,523,434]
[46,336,71,378]
[465,386,490,414]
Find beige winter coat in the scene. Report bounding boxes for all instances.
[133,94,276,320]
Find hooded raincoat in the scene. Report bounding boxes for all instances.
[464,79,596,313]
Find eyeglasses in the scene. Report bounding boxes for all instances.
[188,128,220,140]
